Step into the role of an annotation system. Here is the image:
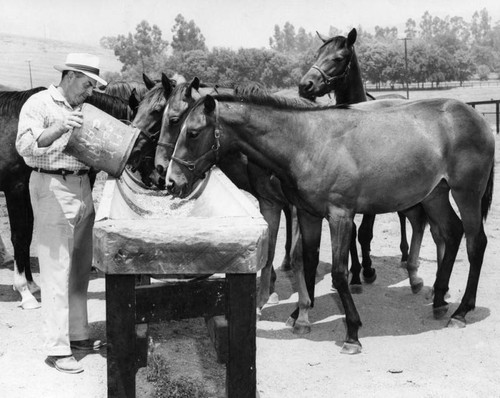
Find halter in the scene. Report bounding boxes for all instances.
[170,100,221,180]
[311,47,354,89]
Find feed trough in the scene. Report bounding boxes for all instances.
[93,168,269,274]
[93,167,269,398]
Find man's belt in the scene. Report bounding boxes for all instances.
[32,167,89,176]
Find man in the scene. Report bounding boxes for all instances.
[0,235,14,265]
[16,53,107,374]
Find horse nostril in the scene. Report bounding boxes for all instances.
[156,164,164,176]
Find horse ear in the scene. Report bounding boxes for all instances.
[204,95,216,114]
[192,77,200,91]
[161,73,174,98]
[346,28,357,47]
[316,31,329,43]
[143,73,156,90]
[186,77,200,99]
[129,89,140,111]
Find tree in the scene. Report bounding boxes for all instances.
[101,20,168,72]
[171,14,207,54]
[405,18,417,39]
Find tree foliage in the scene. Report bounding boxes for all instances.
[101,11,500,90]
[171,14,207,54]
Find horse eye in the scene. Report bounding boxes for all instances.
[187,130,199,138]
[169,117,180,125]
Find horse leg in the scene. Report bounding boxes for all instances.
[348,220,363,294]
[446,183,489,327]
[328,210,362,354]
[401,205,427,293]
[398,211,409,263]
[421,183,463,320]
[5,186,40,309]
[256,200,282,310]
[287,209,322,335]
[279,204,293,271]
[358,214,376,283]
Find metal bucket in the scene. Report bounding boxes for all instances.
[64,103,140,178]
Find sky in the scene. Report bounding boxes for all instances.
[1,0,500,49]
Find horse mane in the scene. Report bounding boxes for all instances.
[0,87,46,115]
[141,81,168,109]
[209,92,348,111]
[85,91,130,121]
[105,81,148,102]
[318,35,348,52]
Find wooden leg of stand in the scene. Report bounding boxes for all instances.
[106,274,136,398]
[226,274,257,398]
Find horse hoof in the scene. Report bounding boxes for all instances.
[292,322,311,335]
[349,284,363,294]
[447,317,466,329]
[285,317,296,328]
[411,280,424,294]
[267,292,279,304]
[21,297,41,310]
[433,304,449,319]
[340,342,362,355]
[362,269,377,284]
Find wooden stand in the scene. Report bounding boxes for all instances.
[105,273,257,398]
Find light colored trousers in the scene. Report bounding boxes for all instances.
[0,235,14,265]
[29,171,94,356]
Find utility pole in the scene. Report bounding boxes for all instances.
[26,60,33,89]
[399,37,411,99]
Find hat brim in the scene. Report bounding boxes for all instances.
[54,65,107,86]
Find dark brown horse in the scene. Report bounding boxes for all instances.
[126,73,178,187]
[0,87,45,309]
[153,78,299,309]
[0,88,136,309]
[166,92,494,353]
[298,28,428,293]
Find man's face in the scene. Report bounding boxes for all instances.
[66,71,96,106]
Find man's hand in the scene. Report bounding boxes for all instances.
[57,111,84,134]
[37,111,84,147]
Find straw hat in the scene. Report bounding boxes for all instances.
[54,53,107,86]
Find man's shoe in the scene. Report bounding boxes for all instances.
[70,339,106,351]
[45,355,83,374]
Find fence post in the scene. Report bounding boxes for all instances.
[496,102,499,134]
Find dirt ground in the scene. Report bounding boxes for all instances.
[1,133,500,397]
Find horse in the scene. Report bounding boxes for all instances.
[104,79,148,104]
[165,92,494,354]
[125,73,178,188]
[298,28,427,293]
[153,77,300,308]
[0,87,137,309]
[0,87,46,309]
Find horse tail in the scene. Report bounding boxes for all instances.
[481,162,494,221]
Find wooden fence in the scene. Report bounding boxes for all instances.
[467,100,500,134]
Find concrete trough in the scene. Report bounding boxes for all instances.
[93,168,269,275]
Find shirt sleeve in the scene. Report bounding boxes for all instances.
[16,97,51,157]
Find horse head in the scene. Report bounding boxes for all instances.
[154,77,202,188]
[127,73,176,186]
[299,28,357,100]
[166,95,219,198]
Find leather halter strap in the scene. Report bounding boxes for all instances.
[311,48,354,89]
[170,100,221,179]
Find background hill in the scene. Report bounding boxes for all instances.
[0,33,122,90]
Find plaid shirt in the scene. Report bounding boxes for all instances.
[16,85,88,171]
